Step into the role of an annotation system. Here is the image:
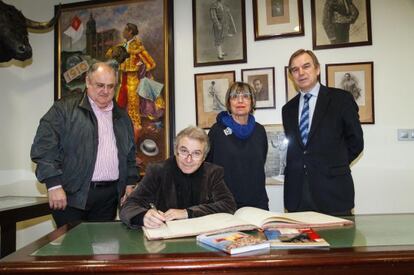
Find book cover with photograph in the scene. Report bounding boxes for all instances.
[197,231,270,255]
[264,228,330,249]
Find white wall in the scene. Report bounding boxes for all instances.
[1,0,413,249]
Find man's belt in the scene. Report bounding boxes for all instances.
[90,180,118,188]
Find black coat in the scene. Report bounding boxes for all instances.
[31,92,139,209]
[282,85,363,214]
[120,157,237,229]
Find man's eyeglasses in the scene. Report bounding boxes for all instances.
[91,82,116,91]
[229,91,251,100]
[177,147,204,160]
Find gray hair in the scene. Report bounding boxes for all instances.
[87,60,119,84]
[174,126,210,158]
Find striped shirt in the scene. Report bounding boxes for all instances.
[89,97,119,181]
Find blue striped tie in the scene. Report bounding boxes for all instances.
[299,93,312,145]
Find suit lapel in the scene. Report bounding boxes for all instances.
[308,85,331,143]
[287,95,305,147]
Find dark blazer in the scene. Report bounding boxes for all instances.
[282,84,363,214]
[120,157,237,229]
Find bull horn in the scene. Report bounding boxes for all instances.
[25,5,61,30]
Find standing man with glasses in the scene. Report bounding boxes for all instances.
[207,82,269,210]
[31,61,140,228]
[120,126,236,229]
[282,49,363,216]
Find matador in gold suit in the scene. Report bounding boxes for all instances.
[108,23,156,140]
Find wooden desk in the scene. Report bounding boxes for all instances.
[0,196,50,258]
[1,213,414,274]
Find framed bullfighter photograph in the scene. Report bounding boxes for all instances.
[326,61,374,124]
[253,0,304,41]
[194,71,235,129]
[264,124,288,185]
[54,0,175,172]
[311,0,372,50]
[192,0,247,67]
[241,67,276,109]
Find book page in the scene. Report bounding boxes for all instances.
[144,212,256,240]
[234,207,352,228]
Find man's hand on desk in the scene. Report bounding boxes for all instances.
[144,209,166,228]
[164,209,188,221]
[48,187,67,210]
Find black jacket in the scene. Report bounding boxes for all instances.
[282,85,363,214]
[31,92,139,209]
[120,157,237,229]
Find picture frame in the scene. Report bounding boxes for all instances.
[326,62,374,124]
[54,0,175,172]
[311,0,372,50]
[284,66,298,102]
[241,67,275,109]
[194,71,235,129]
[264,124,287,185]
[192,0,247,67]
[253,0,304,41]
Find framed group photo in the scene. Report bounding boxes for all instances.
[194,71,235,129]
[326,61,374,124]
[253,0,304,41]
[54,0,175,172]
[241,67,275,109]
[311,0,372,50]
[192,0,247,67]
[264,124,287,185]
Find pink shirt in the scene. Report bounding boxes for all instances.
[89,97,119,181]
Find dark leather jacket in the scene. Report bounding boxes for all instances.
[120,157,237,229]
[31,92,139,209]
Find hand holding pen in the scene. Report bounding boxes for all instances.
[143,203,166,228]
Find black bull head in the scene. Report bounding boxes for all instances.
[0,0,59,62]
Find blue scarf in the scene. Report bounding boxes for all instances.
[217,111,256,140]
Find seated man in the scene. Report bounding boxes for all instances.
[120,126,237,229]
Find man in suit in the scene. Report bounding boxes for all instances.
[282,49,363,216]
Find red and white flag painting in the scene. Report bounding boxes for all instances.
[64,16,84,43]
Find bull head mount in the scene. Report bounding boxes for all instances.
[0,0,60,62]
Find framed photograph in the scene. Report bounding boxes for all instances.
[284,66,298,102]
[194,71,235,129]
[264,124,288,185]
[253,0,304,41]
[54,0,175,172]
[311,0,372,50]
[192,0,247,67]
[326,62,374,124]
[241,67,275,109]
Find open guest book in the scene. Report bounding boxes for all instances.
[143,207,353,240]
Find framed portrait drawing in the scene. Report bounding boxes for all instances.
[253,0,304,41]
[284,66,298,102]
[194,71,235,129]
[264,124,287,185]
[326,62,374,124]
[311,0,372,50]
[192,0,247,67]
[54,0,175,172]
[241,67,275,109]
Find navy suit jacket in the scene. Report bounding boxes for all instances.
[282,84,363,214]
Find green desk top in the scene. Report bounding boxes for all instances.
[33,213,414,256]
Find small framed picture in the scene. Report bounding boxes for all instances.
[192,0,247,67]
[194,71,236,129]
[311,0,372,50]
[284,66,298,102]
[241,67,275,109]
[326,62,374,124]
[253,0,304,41]
[264,124,288,185]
